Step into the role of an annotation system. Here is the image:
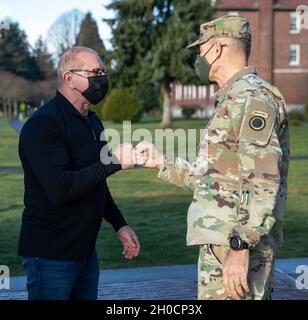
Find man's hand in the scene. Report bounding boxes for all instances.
[222,249,250,300]
[117,226,140,259]
[135,141,164,169]
[113,143,136,170]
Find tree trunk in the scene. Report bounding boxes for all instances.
[160,84,172,128]
[8,100,12,118]
[3,100,8,118]
[13,100,18,117]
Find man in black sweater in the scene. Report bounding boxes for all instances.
[18,46,140,300]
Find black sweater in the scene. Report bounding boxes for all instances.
[18,91,127,260]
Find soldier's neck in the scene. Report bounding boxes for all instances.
[215,63,247,88]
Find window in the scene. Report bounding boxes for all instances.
[198,86,207,99]
[191,85,197,99]
[210,85,215,98]
[228,11,239,16]
[289,44,300,66]
[290,12,300,33]
[175,84,182,100]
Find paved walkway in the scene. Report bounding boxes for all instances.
[0,258,307,300]
[0,167,23,173]
[9,119,23,134]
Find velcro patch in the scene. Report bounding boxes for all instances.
[240,98,276,146]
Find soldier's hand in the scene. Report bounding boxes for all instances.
[113,143,136,170]
[222,249,250,300]
[135,141,164,169]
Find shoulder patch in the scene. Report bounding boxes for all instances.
[249,116,266,131]
[240,98,276,146]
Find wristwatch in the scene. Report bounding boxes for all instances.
[229,236,249,251]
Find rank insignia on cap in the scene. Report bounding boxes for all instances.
[249,116,266,131]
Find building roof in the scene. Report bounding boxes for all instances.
[217,0,308,10]
[276,0,308,6]
[217,0,258,8]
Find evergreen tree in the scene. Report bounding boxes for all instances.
[105,1,154,88]
[76,12,109,67]
[33,36,56,80]
[0,21,40,80]
[106,0,215,127]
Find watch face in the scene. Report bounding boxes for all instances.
[230,237,240,250]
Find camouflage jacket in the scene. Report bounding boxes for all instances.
[158,67,290,251]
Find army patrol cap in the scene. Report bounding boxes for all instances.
[187,15,251,49]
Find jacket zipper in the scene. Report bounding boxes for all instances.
[84,117,97,142]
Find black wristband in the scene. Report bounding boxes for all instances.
[229,236,249,250]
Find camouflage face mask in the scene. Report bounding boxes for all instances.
[194,42,227,85]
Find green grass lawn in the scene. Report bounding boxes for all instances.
[0,119,21,167]
[0,118,307,168]
[0,117,307,275]
[289,126,308,157]
[280,160,308,258]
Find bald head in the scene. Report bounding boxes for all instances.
[57,46,102,88]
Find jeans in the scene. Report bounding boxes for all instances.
[22,250,99,300]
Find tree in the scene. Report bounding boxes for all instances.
[0,71,30,117]
[0,24,56,118]
[0,70,56,118]
[106,0,215,127]
[102,88,143,122]
[29,78,56,108]
[0,21,40,80]
[305,99,308,122]
[47,9,85,59]
[105,1,153,88]
[33,36,56,80]
[75,12,109,66]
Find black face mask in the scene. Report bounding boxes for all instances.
[73,73,109,105]
[194,42,227,85]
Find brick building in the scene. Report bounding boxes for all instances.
[171,0,308,117]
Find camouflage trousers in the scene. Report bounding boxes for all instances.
[198,244,275,300]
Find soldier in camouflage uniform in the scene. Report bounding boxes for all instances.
[135,15,289,300]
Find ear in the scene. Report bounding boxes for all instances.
[63,71,74,89]
[215,42,224,58]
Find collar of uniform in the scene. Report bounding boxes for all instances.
[55,90,95,119]
[214,66,257,105]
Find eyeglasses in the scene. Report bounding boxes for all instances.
[69,68,107,76]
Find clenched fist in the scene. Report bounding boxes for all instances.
[135,141,164,169]
[113,143,136,170]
